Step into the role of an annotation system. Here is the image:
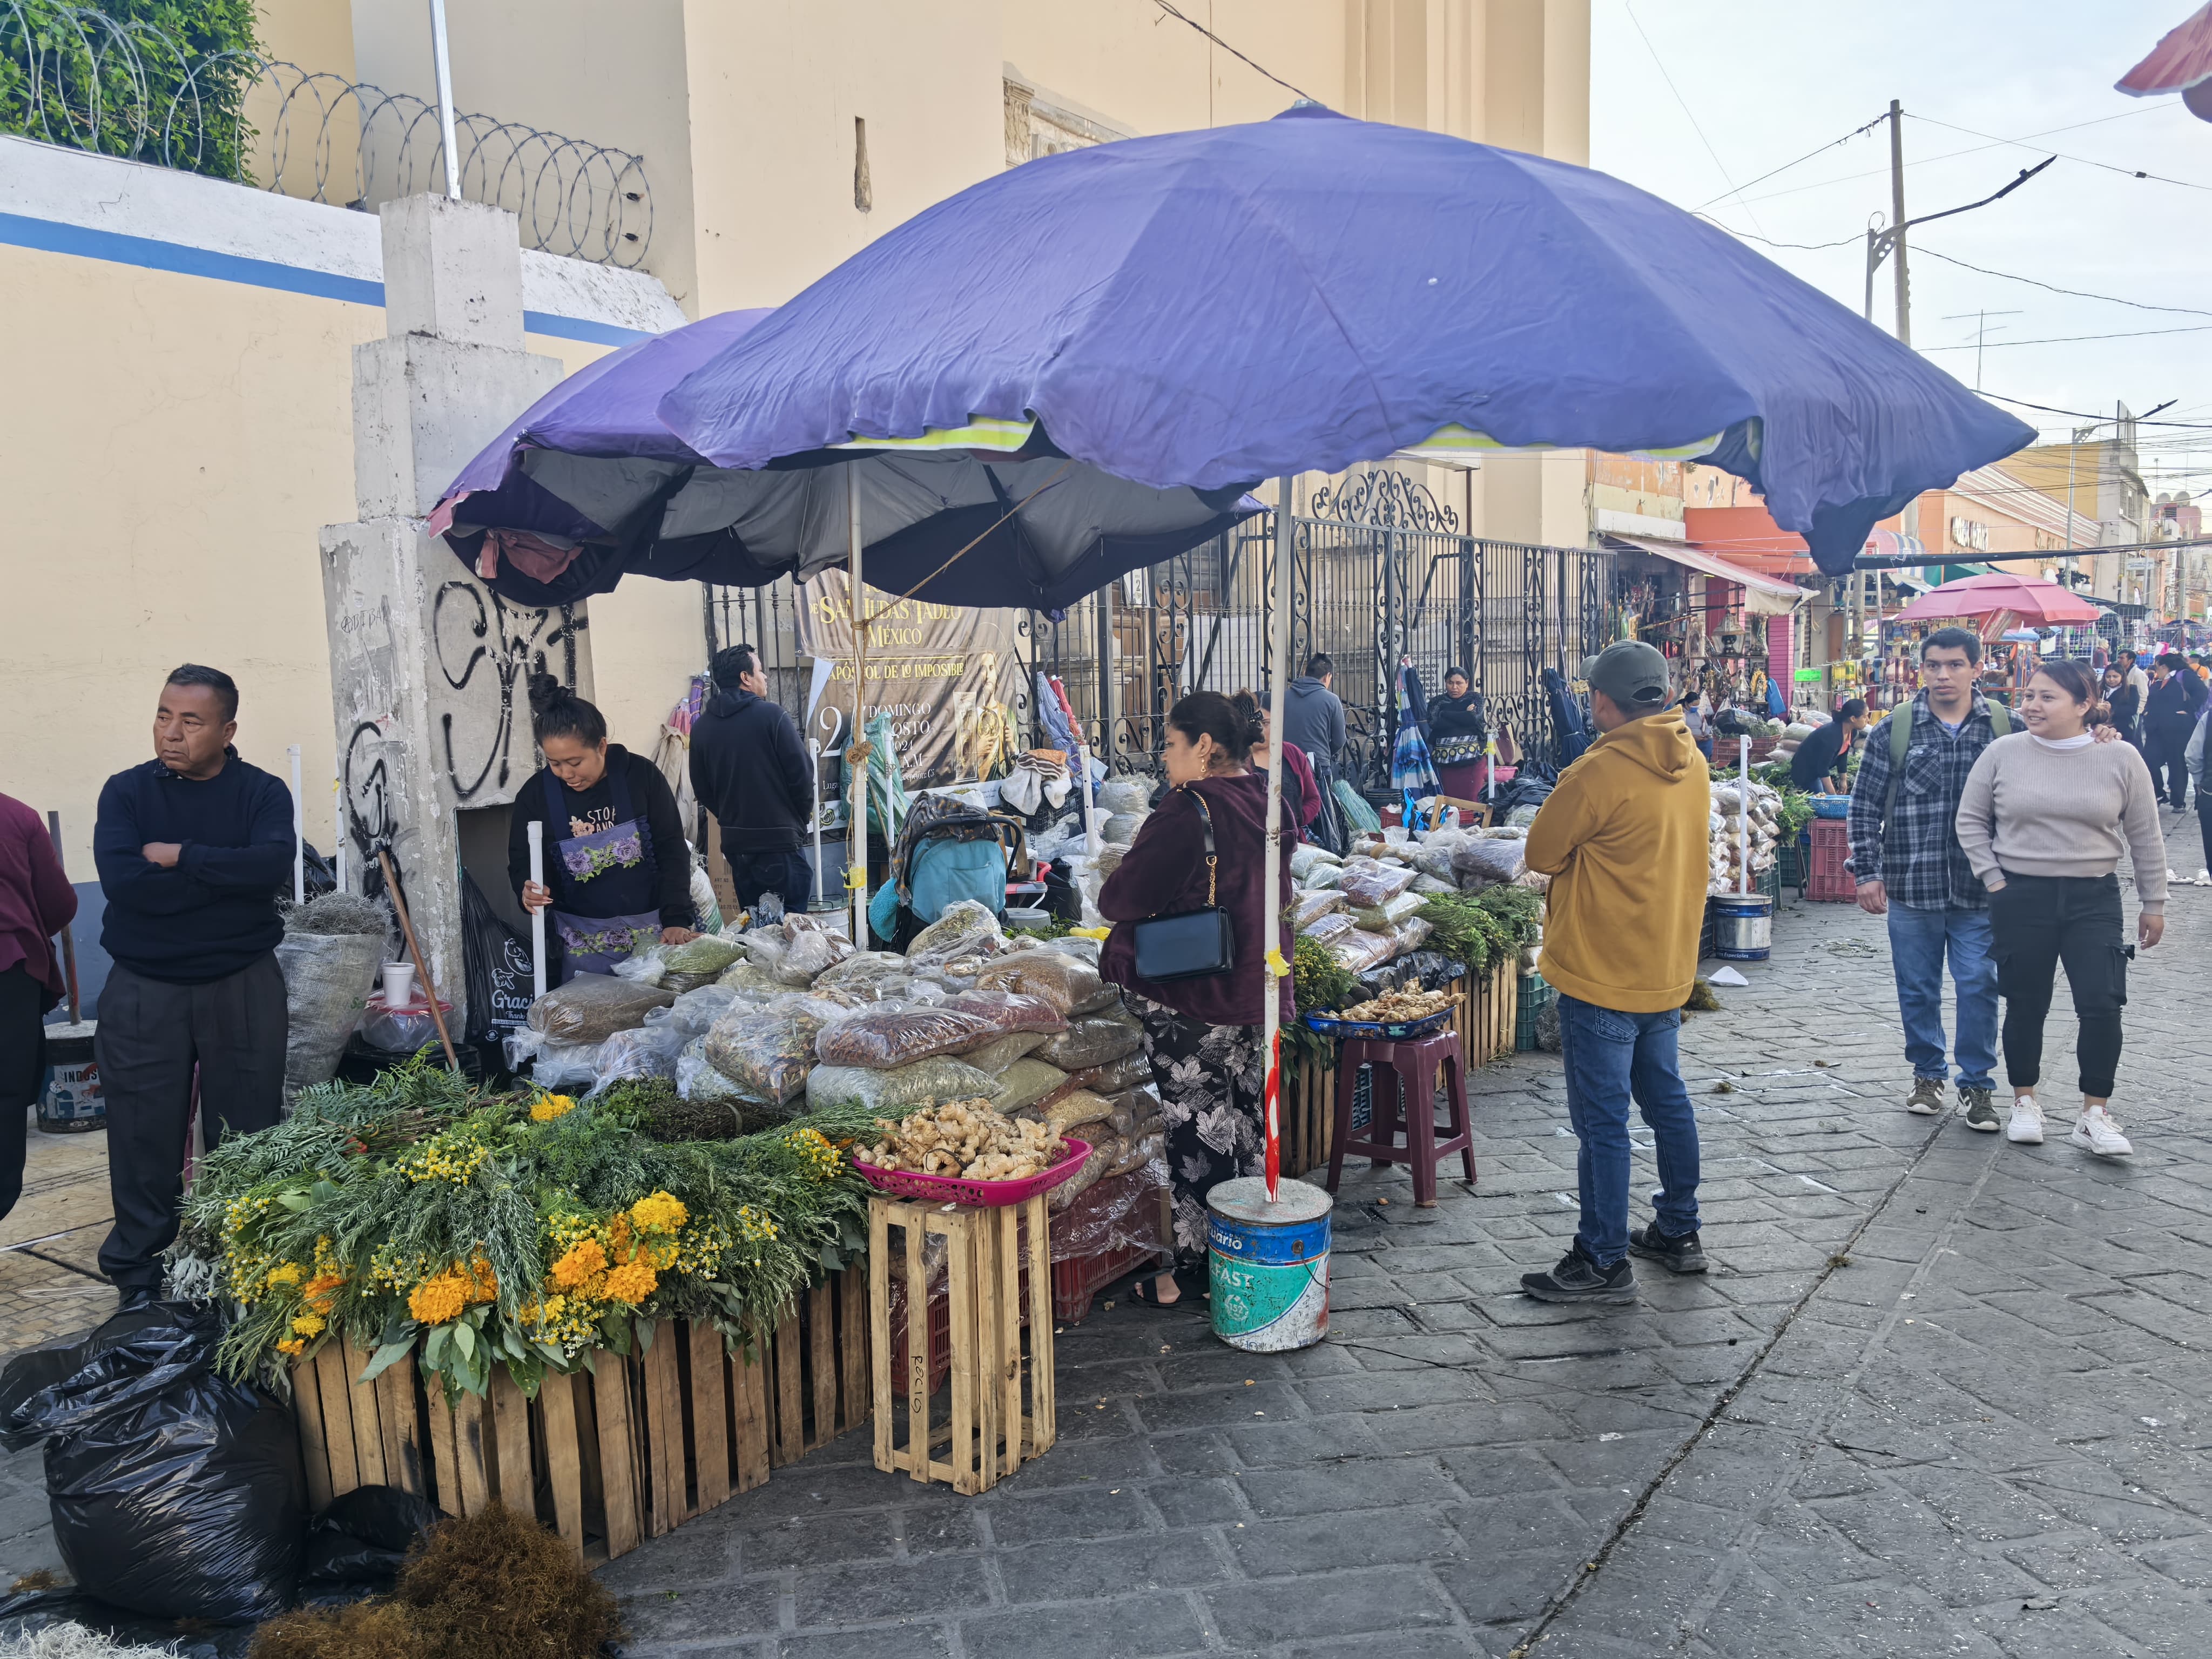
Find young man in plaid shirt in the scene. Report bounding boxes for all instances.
[1848,629,2009,1129]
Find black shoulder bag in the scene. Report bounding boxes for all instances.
[1130,786,1237,981]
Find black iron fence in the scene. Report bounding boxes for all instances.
[709,475,1615,797]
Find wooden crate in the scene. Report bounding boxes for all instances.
[1279,964,1515,1180]
[869,1192,1055,1494]
[291,1265,872,1562]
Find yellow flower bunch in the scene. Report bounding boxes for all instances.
[788,1127,843,1181]
[603,1259,658,1305]
[397,1129,491,1187]
[629,1191,688,1232]
[551,1238,607,1290]
[530,1092,578,1123]
[276,1336,307,1358]
[404,1252,501,1326]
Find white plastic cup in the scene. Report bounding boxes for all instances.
[381,962,417,1007]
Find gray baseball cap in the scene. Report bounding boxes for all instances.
[1580,640,1673,714]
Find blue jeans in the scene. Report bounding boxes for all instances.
[1556,996,1702,1269]
[1885,903,1998,1090]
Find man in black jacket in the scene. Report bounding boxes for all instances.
[93,665,292,1303]
[2144,652,2207,808]
[690,644,817,913]
[1789,699,1866,792]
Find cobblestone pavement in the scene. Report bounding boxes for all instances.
[4,819,2207,1655]
[603,813,2212,1659]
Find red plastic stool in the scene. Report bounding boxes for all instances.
[1324,1030,1475,1207]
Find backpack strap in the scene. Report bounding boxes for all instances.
[1987,701,2010,737]
[1884,705,1912,822]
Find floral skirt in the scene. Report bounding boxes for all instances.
[1123,992,1266,1269]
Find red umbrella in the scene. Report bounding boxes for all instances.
[1894,571,2102,625]
[2117,4,2212,120]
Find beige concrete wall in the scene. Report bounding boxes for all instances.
[0,242,635,869]
[679,0,1003,315]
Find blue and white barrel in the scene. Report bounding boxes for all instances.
[1206,1176,1333,1352]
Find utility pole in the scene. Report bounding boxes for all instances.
[1889,99,1910,346]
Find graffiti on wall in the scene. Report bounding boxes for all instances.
[430,581,587,800]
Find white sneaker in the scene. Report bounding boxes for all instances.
[2196,868,2211,886]
[2006,1096,2045,1144]
[2169,869,2187,887]
[2071,1107,2133,1158]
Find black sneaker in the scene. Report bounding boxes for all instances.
[1628,1223,1708,1274]
[1520,1245,1636,1304]
[1960,1086,2000,1133]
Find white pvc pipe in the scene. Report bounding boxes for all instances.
[810,738,825,908]
[527,820,547,999]
[1737,740,1751,898]
[847,464,869,944]
[427,0,461,199]
[288,745,304,905]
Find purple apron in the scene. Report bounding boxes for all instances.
[542,765,663,982]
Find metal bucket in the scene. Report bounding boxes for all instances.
[1711,894,1773,962]
[38,1021,104,1133]
[1206,1176,1332,1352]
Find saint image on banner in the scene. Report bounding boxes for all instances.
[794,571,1026,788]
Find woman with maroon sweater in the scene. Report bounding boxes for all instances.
[1100,692,1296,1307]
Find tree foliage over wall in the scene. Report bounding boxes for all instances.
[0,1,263,180]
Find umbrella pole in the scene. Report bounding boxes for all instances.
[1261,475,1295,1205]
[1738,741,1750,897]
[847,463,869,944]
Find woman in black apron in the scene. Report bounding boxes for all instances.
[1427,667,1489,799]
[509,675,698,983]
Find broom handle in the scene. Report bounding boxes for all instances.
[376,848,461,1074]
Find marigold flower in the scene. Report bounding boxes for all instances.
[264,1262,306,1289]
[276,1337,306,1357]
[291,1312,326,1337]
[408,1271,470,1326]
[602,1259,658,1306]
[468,1254,499,1301]
[551,1239,607,1289]
[531,1093,578,1123]
[629,1191,688,1232]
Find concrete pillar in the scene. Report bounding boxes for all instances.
[320,194,581,1034]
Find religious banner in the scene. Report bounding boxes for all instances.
[794,572,1024,788]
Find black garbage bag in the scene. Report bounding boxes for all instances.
[0,1587,257,1659]
[7,1301,306,1622]
[301,1485,442,1601]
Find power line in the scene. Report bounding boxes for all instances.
[1623,0,1768,237]
[1911,245,2212,318]
[1975,392,2212,430]
[1695,214,1864,252]
[1722,106,2169,207]
[1923,324,2212,352]
[1149,2,1316,104]
[1691,112,1887,211]
[1906,109,2212,194]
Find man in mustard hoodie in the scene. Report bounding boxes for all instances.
[1520,642,1712,1303]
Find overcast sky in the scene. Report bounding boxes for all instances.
[1590,1,2212,496]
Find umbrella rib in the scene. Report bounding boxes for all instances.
[855,460,1075,637]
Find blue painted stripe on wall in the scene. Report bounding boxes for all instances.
[0,211,651,345]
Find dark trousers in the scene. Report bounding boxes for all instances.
[1990,873,2127,1100]
[95,955,286,1290]
[0,966,46,1222]
[727,847,814,914]
[2148,731,2192,806]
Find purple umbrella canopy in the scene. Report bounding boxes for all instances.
[658,106,2033,580]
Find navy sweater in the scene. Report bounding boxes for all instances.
[94,751,294,983]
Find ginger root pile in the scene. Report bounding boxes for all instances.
[1338,986,1454,1023]
[861,1098,1069,1182]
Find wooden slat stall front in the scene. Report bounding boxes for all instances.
[1278,962,1515,1181]
[289,1263,873,1563]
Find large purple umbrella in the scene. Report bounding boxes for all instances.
[659,106,2032,581]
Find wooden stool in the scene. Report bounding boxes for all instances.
[1324,1030,1475,1206]
[868,1192,1055,1494]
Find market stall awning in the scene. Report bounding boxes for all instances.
[1605,534,1805,615]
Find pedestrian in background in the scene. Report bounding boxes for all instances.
[1520,642,1710,1303]
[0,791,78,1221]
[93,665,292,1306]
[1232,690,1321,839]
[1283,653,1350,852]
[1427,666,1490,798]
[689,644,817,917]
[2102,664,2140,747]
[2143,653,2206,808]
[1847,629,2010,1131]
[1789,698,1866,793]
[1956,660,2164,1156]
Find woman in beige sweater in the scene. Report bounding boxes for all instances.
[1955,660,2166,1156]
